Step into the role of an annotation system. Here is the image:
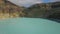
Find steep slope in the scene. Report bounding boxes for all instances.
[25,1,60,19]
[0,0,26,19]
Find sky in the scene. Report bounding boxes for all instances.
[8,0,60,7]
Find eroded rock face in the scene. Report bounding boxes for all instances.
[0,0,26,19]
[24,1,60,19]
[48,11,60,19]
[0,0,60,19]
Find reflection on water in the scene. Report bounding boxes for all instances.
[47,18,60,23]
[0,18,60,34]
[0,18,60,24]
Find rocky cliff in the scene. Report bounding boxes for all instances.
[0,0,26,19]
[25,1,60,19]
[0,0,60,19]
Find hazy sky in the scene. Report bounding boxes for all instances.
[8,0,60,7]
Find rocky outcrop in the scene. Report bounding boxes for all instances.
[0,0,26,19]
[0,0,60,19]
[25,1,60,19]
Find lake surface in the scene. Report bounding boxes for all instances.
[0,18,60,34]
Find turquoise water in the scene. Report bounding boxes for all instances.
[0,18,60,34]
